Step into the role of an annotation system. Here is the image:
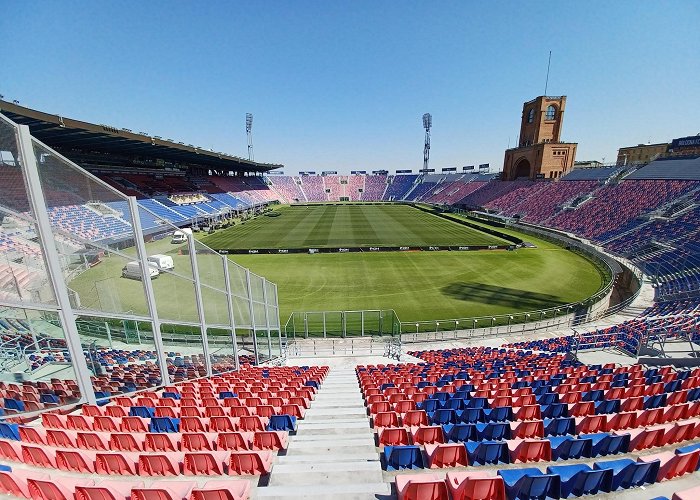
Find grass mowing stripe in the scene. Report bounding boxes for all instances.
[203,203,510,250]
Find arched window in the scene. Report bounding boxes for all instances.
[545,105,556,120]
[527,108,535,123]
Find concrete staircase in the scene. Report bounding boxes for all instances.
[258,367,390,499]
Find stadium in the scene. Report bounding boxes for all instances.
[1,4,700,500]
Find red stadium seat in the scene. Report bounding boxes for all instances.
[56,449,96,473]
[138,452,181,476]
[378,427,411,447]
[190,479,251,500]
[28,478,94,500]
[396,473,449,500]
[132,480,197,500]
[425,443,469,468]
[446,471,506,500]
[216,432,251,451]
[507,438,552,463]
[411,425,445,445]
[182,451,229,475]
[75,480,145,500]
[228,451,273,475]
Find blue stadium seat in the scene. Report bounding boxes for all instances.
[458,408,482,424]
[582,390,604,402]
[475,422,510,441]
[643,394,667,409]
[547,464,612,498]
[585,432,629,457]
[440,398,465,411]
[443,423,476,443]
[536,393,559,405]
[465,441,510,466]
[383,445,424,470]
[40,394,60,404]
[498,467,561,500]
[161,392,181,400]
[541,403,568,419]
[547,436,592,461]
[543,418,575,437]
[675,442,700,455]
[3,399,24,412]
[594,399,620,415]
[149,417,180,433]
[482,406,513,423]
[0,423,20,441]
[268,414,297,431]
[593,458,659,490]
[129,406,155,418]
[418,399,440,412]
[429,409,458,425]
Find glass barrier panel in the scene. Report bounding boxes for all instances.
[76,315,162,398]
[0,306,82,415]
[0,208,56,306]
[160,323,206,382]
[208,327,237,375]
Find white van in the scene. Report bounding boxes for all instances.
[121,261,159,280]
[147,254,174,271]
[171,228,193,244]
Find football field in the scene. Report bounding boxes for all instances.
[69,204,608,329]
[201,204,510,249]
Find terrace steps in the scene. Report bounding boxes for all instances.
[259,367,390,499]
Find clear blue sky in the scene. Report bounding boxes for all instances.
[2,1,699,174]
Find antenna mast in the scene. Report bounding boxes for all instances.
[423,113,432,171]
[246,113,254,161]
[544,50,552,95]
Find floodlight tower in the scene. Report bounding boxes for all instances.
[422,113,432,171]
[246,113,254,161]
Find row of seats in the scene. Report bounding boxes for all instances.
[393,445,700,499]
[1,468,252,500]
[14,427,288,452]
[0,442,274,476]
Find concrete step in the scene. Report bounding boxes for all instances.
[295,425,372,436]
[291,432,373,443]
[285,443,377,456]
[303,408,366,418]
[268,460,383,486]
[275,453,379,464]
[257,483,391,499]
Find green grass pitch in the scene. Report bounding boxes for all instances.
[68,204,607,330]
[201,204,511,249]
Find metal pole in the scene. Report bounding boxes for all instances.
[261,279,273,361]
[245,269,259,364]
[342,311,346,338]
[18,124,96,404]
[274,284,283,357]
[361,310,365,337]
[128,196,170,385]
[105,322,112,348]
[222,257,240,371]
[323,312,327,339]
[187,236,212,377]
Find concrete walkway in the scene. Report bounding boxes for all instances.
[258,367,390,499]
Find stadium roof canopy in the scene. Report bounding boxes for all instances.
[0,100,283,174]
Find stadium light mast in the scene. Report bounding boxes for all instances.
[422,113,432,171]
[246,113,254,161]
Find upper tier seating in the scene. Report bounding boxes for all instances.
[299,176,326,202]
[269,176,305,203]
[361,175,387,201]
[384,175,418,201]
[549,180,698,240]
